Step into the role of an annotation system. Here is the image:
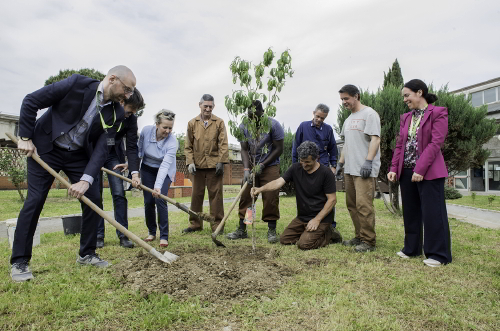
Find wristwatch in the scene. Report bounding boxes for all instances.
[20,137,30,141]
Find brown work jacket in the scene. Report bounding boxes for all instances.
[185,114,229,168]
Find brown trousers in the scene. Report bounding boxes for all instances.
[344,174,376,246]
[189,168,224,231]
[238,165,280,222]
[280,218,332,250]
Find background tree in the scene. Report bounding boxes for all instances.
[336,60,498,215]
[0,149,27,201]
[383,59,404,88]
[225,47,294,251]
[175,132,185,157]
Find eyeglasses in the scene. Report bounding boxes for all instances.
[116,77,134,96]
[162,111,176,119]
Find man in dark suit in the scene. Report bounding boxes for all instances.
[11,65,136,282]
[97,89,144,249]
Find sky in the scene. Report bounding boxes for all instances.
[1,0,499,144]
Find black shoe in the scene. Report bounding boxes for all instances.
[96,238,104,249]
[226,228,248,240]
[119,237,134,248]
[182,227,201,234]
[330,226,343,244]
[342,237,361,246]
[267,229,278,244]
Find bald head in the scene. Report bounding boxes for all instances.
[102,65,137,103]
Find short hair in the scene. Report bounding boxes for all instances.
[155,109,176,124]
[199,94,214,103]
[297,141,319,160]
[123,88,145,111]
[252,99,264,112]
[338,84,361,101]
[403,79,438,104]
[315,103,330,114]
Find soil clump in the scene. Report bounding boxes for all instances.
[114,246,296,302]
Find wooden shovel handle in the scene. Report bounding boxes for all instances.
[6,133,155,253]
[213,182,248,236]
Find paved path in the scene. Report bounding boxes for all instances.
[0,197,238,240]
[446,203,500,229]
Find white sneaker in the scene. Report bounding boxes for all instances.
[423,258,442,267]
[396,251,410,259]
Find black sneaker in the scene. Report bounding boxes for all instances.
[96,237,104,249]
[267,229,278,244]
[354,242,376,252]
[226,228,248,240]
[342,237,362,246]
[119,237,134,248]
[182,227,201,234]
[11,260,34,282]
[330,226,343,244]
[76,253,110,268]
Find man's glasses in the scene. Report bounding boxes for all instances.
[116,77,134,96]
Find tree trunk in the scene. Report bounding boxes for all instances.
[376,180,394,214]
[16,187,25,202]
[389,182,402,216]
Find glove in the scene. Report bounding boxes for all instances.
[360,160,373,179]
[215,162,224,176]
[188,163,196,175]
[243,169,253,185]
[336,162,344,180]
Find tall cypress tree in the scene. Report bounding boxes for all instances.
[383,59,404,88]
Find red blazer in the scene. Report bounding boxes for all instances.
[390,104,448,180]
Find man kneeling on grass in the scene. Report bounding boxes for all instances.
[251,141,338,250]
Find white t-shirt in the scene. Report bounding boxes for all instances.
[341,107,381,177]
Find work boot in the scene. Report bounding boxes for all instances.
[267,229,278,244]
[96,237,104,249]
[77,253,110,268]
[226,228,248,240]
[342,237,361,246]
[119,237,134,248]
[11,260,34,282]
[354,242,375,252]
[330,226,343,244]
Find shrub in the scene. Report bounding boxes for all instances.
[444,186,462,200]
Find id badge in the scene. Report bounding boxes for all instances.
[107,138,115,146]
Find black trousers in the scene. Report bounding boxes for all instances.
[399,168,452,264]
[10,147,101,264]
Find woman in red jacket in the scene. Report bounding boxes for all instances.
[388,79,452,267]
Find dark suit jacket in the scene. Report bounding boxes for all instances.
[18,74,125,180]
[390,104,448,180]
[112,114,139,173]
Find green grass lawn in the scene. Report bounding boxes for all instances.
[0,185,243,222]
[0,193,499,330]
[447,194,500,212]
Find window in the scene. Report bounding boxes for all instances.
[484,87,496,104]
[488,161,500,191]
[471,91,483,107]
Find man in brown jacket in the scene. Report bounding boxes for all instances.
[183,94,229,233]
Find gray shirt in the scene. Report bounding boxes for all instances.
[238,118,285,167]
[341,107,381,177]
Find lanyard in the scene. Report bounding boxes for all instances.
[409,113,422,139]
[96,90,119,133]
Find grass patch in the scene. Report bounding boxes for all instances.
[447,195,500,211]
[0,193,499,330]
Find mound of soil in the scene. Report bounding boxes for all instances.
[114,246,297,302]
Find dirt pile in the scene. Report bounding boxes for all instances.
[114,246,297,302]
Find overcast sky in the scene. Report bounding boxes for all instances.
[1,0,498,143]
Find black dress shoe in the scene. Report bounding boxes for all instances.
[96,238,104,249]
[119,237,134,248]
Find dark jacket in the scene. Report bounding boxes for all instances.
[18,74,125,180]
[112,114,139,173]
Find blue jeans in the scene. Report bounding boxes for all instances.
[141,164,171,240]
[98,152,128,239]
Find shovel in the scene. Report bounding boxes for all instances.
[211,182,248,247]
[6,133,178,264]
[101,167,214,223]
